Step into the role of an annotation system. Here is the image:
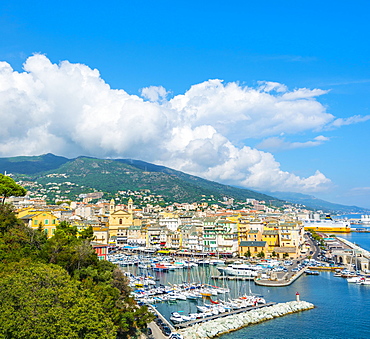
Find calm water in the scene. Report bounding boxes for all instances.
[222,232,370,339]
[127,232,370,338]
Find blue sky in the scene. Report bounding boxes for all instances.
[1,0,370,208]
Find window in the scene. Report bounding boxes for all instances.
[119,219,122,225]
[52,219,56,224]
[44,229,48,236]
[34,220,38,226]
[44,219,49,225]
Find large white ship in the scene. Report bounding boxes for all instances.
[304,215,351,233]
[361,215,370,224]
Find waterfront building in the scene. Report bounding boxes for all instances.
[127,225,146,246]
[158,215,181,231]
[260,219,304,259]
[262,229,279,253]
[91,243,109,260]
[239,240,268,257]
[146,224,164,248]
[202,218,238,256]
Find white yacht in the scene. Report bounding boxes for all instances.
[217,264,262,277]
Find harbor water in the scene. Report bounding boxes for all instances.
[125,232,370,338]
[223,231,370,339]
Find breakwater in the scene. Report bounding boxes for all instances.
[337,236,370,259]
[179,301,314,339]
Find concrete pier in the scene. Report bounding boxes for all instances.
[179,300,314,339]
[174,302,275,329]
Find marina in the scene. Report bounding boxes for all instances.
[110,230,370,338]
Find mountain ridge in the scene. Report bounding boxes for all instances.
[1,154,368,213]
[0,154,278,205]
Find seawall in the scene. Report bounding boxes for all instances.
[337,237,370,259]
[180,300,314,339]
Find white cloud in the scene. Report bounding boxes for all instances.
[257,135,330,151]
[257,81,287,93]
[140,85,169,102]
[1,54,361,193]
[330,115,370,128]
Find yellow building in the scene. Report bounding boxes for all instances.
[108,198,137,245]
[239,240,268,257]
[262,230,280,252]
[19,210,59,238]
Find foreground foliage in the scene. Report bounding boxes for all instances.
[0,205,153,338]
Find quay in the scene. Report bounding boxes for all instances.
[254,267,307,287]
[337,236,370,259]
[211,275,254,281]
[174,302,275,329]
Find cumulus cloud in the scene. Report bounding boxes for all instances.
[140,85,169,102]
[257,135,330,151]
[1,54,361,193]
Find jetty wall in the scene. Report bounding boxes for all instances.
[180,301,314,339]
[337,237,370,259]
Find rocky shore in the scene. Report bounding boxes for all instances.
[180,301,314,339]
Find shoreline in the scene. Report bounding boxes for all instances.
[179,300,314,339]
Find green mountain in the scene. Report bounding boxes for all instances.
[0,153,69,174]
[2,154,367,213]
[263,191,370,214]
[0,154,278,205]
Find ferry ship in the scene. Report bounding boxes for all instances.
[361,215,370,224]
[304,215,351,233]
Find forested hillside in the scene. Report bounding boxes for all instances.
[0,204,153,338]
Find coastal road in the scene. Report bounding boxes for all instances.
[148,321,168,339]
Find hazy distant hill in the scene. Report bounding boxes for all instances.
[0,154,277,204]
[264,191,370,214]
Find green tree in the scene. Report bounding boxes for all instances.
[41,222,98,274]
[80,225,95,240]
[283,253,289,259]
[0,204,47,262]
[256,251,265,258]
[0,262,116,339]
[0,174,27,204]
[271,251,277,258]
[244,249,252,258]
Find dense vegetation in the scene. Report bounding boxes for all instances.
[0,204,153,338]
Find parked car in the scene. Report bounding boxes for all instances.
[169,334,184,339]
